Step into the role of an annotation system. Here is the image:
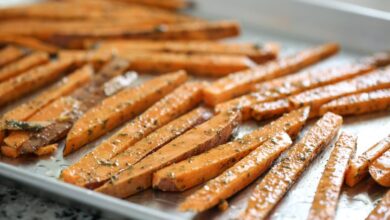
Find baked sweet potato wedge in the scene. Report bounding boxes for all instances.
[64,70,188,155]
[78,107,212,188]
[307,132,357,220]
[94,40,279,64]
[251,98,292,121]
[217,60,377,120]
[179,132,292,212]
[242,112,342,220]
[319,89,390,116]
[203,43,339,106]
[0,58,75,106]
[290,68,390,116]
[61,82,204,186]
[369,149,390,187]
[95,111,241,198]
[33,143,58,156]
[345,135,390,187]
[0,46,25,68]
[0,51,49,82]
[152,107,309,192]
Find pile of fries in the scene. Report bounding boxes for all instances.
[0,0,389,219]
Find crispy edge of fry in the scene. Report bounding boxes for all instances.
[369,149,390,187]
[0,35,59,53]
[345,135,390,187]
[365,190,390,220]
[0,45,26,67]
[95,111,241,198]
[178,132,292,212]
[251,98,293,121]
[242,112,343,220]
[307,132,357,220]
[152,107,310,192]
[33,143,58,156]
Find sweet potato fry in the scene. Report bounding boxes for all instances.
[0,35,59,53]
[0,65,93,145]
[61,82,204,186]
[179,132,292,212]
[307,132,357,220]
[33,144,58,156]
[94,40,279,63]
[369,149,390,187]
[14,59,132,155]
[203,43,339,106]
[251,99,292,121]
[242,112,342,220]
[217,61,376,120]
[152,107,309,192]
[0,51,49,82]
[0,45,25,67]
[64,70,188,155]
[78,107,212,188]
[290,68,390,116]
[0,58,75,106]
[1,97,81,158]
[365,190,390,220]
[319,89,390,116]
[95,111,241,198]
[345,135,390,187]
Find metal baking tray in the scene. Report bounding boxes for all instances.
[1,1,389,219]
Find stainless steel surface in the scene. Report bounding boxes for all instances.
[0,1,389,220]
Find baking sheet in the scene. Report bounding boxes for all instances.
[0,1,389,220]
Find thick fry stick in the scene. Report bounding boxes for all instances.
[369,149,390,187]
[78,107,212,188]
[217,60,378,120]
[64,70,188,155]
[95,111,241,198]
[307,132,357,220]
[117,0,193,10]
[179,132,292,212]
[0,35,59,53]
[93,40,279,63]
[251,99,292,121]
[290,68,390,116]
[319,89,390,116]
[0,51,49,82]
[0,58,75,106]
[152,107,309,192]
[365,190,390,220]
[0,46,25,68]
[61,82,204,186]
[203,43,339,106]
[345,135,390,187]
[242,112,342,220]
[60,49,254,76]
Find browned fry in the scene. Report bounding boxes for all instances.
[203,43,339,106]
[0,51,49,82]
[319,89,390,116]
[116,0,194,10]
[307,132,357,220]
[92,40,279,63]
[0,45,26,68]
